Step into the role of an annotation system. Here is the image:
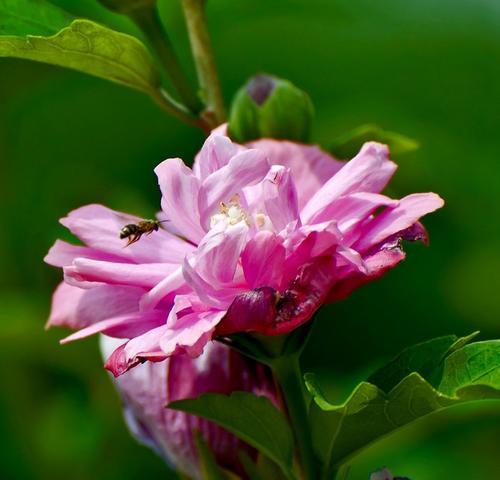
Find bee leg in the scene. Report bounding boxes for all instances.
[126,233,141,247]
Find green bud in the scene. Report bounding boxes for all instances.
[97,0,156,14]
[228,74,314,143]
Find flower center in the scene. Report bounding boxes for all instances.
[210,194,249,228]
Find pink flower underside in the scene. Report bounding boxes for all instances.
[101,337,278,479]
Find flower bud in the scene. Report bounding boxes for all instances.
[97,0,156,14]
[228,74,314,143]
[101,337,278,479]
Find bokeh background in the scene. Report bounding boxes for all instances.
[1,0,499,478]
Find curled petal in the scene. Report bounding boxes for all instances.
[354,192,444,253]
[330,247,406,302]
[105,325,170,377]
[301,142,397,224]
[263,166,300,231]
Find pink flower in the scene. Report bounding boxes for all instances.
[101,337,278,478]
[45,127,443,376]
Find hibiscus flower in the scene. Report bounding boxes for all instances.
[45,128,443,376]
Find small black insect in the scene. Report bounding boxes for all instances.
[119,219,165,247]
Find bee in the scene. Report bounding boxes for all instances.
[119,219,165,247]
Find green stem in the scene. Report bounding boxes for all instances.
[131,5,203,114]
[271,355,317,480]
[151,88,208,130]
[181,0,226,126]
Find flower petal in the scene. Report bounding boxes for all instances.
[241,231,285,290]
[182,257,242,310]
[47,283,144,330]
[155,158,205,244]
[219,256,336,335]
[198,149,270,229]
[192,132,242,180]
[60,204,193,263]
[354,192,444,252]
[105,325,170,376]
[307,191,398,232]
[44,240,124,267]
[64,258,179,289]
[195,221,249,285]
[249,139,344,209]
[263,166,300,232]
[301,142,397,224]
[60,310,165,343]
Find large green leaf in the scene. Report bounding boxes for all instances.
[168,391,295,479]
[307,339,500,476]
[0,0,73,36]
[329,123,419,159]
[0,19,161,95]
[367,332,479,392]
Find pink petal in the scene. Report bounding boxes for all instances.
[64,258,179,289]
[218,256,336,336]
[330,248,406,302]
[195,221,249,285]
[307,192,398,231]
[60,204,193,264]
[61,310,165,343]
[241,231,285,290]
[249,139,344,209]
[192,132,242,180]
[301,142,397,224]
[159,305,225,358]
[182,258,242,310]
[263,166,300,231]
[155,159,205,244]
[105,325,170,376]
[47,283,144,330]
[139,267,187,311]
[198,149,270,229]
[354,193,444,252]
[45,240,125,267]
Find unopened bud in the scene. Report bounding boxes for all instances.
[228,74,314,143]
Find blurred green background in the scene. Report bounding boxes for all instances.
[1,0,499,478]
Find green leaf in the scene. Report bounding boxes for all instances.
[239,451,288,480]
[168,391,294,479]
[0,19,161,95]
[367,332,479,392]
[0,0,73,36]
[194,431,233,480]
[307,339,500,475]
[329,123,419,159]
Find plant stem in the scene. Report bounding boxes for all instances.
[271,355,317,480]
[151,88,209,131]
[181,0,226,126]
[131,5,203,114]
